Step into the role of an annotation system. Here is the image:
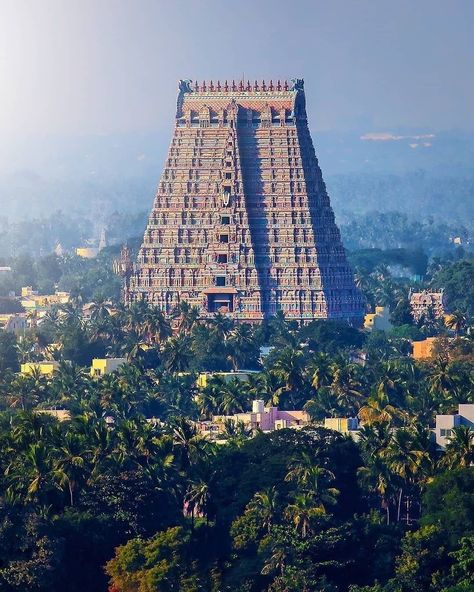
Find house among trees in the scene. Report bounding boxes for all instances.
[434,404,474,448]
[197,399,309,439]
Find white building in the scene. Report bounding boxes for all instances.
[434,404,474,448]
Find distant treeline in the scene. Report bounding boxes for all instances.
[0,209,470,261]
[328,171,474,225]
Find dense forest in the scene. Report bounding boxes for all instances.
[0,278,473,590]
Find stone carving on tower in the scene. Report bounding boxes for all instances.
[128,79,364,323]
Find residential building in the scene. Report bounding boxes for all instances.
[197,399,310,439]
[324,417,360,434]
[19,287,70,318]
[196,370,259,389]
[434,404,474,448]
[364,306,392,332]
[21,361,60,376]
[0,313,27,334]
[412,337,437,360]
[90,357,127,377]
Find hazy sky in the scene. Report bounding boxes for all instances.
[1,0,473,136]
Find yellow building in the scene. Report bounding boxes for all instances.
[412,337,437,360]
[197,370,259,389]
[21,361,59,376]
[20,288,70,314]
[76,247,99,259]
[364,306,392,332]
[91,358,127,377]
[324,417,359,434]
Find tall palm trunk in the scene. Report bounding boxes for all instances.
[397,488,403,522]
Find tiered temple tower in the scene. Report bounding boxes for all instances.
[128,79,364,323]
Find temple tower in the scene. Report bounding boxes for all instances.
[128,79,364,323]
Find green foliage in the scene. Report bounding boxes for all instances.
[0,258,472,591]
[431,260,474,317]
[421,468,474,546]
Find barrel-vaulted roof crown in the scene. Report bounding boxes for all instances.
[176,78,305,120]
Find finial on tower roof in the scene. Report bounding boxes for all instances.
[217,80,221,91]
[277,79,281,91]
[269,80,274,91]
[209,80,214,91]
[224,80,229,92]
[231,80,236,91]
[283,80,288,91]
[246,80,251,91]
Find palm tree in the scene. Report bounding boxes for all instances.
[272,346,305,408]
[226,323,256,371]
[88,297,111,325]
[170,417,209,469]
[184,474,214,527]
[308,352,334,390]
[284,452,315,487]
[222,419,252,442]
[304,388,341,421]
[6,371,49,411]
[208,313,234,343]
[219,378,252,415]
[7,442,54,503]
[248,370,285,408]
[245,487,279,533]
[284,493,322,538]
[445,310,467,337]
[15,336,37,364]
[162,335,193,374]
[443,425,474,468]
[143,306,172,344]
[173,301,201,335]
[358,392,407,426]
[358,457,396,525]
[329,364,365,415]
[50,361,87,405]
[427,356,457,400]
[58,301,83,327]
[381,427,429,522]
[53,432,87,506]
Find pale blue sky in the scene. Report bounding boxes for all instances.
[1,0,473,135]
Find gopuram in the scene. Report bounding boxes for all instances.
[127,79,364,323]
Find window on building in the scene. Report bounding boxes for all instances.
[215,276,226,286]
[221,215,230,225]
[219,234,229,243]
[225,172,232,179]
[217,253,228,263]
